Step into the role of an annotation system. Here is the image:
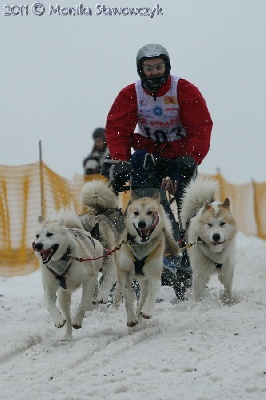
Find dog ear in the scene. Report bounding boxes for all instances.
[221,198,230,209]
[152,191,161,202]
[38,215,45,223]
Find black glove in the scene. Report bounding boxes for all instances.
[175,156,197,179]
[110,161,133,193]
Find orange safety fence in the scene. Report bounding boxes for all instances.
[0,162,265,277]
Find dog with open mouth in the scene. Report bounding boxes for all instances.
[32,208,103,339]
[115,191,180,327]
[180,176,237,303]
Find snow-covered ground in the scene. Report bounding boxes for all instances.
[1,233,266,400]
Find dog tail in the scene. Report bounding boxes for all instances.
[180,176,219,227]
[81,180,118,212]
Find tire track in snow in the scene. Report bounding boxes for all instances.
[66,319,163,371]
[0,334,44,364]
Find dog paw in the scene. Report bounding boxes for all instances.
[97,298,108,305]
[72,323,82,329]
[127,320,138,328]
[72,315,83,328]
[140,312,151,320]
[55,320,66,328]
[221,294,234,306]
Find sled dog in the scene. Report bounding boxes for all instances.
[80,180,124,304]
[180,176,237,302]
[116,191,180,327]
[33,209,103,339]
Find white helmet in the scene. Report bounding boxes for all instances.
[136,44,171,92]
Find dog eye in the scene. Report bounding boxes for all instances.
[208,223,213,227]
[46,232,53,237]
[36,234,39,239]
[220,222,226,226]
[147,211,153,215]
[134,211,139,216]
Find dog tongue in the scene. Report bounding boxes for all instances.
[41,248,52,261]
[140,212,159,237]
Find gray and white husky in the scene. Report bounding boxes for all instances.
[33,209,103,339]
[80,179,124,304]
[181,176,237,303]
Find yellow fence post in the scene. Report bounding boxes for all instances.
[252,178,265,239]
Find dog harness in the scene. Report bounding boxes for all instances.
[127,243,156,276]
[68,228,95,248]
[45,245,73,289]
[47,262,72,289]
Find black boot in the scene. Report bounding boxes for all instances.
[162,251,192,302]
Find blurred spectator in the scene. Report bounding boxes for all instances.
[83,127,110,176]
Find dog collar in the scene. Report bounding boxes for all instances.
[197,236,206,245]
[197,237,223,268]
[126,232,137,244]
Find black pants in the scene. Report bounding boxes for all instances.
[130,150,197,205]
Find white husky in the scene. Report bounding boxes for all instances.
[115,191,180,327]
[33,209,103,339]
[181,176,237,303]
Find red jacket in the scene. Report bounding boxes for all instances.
[105,76,213,165]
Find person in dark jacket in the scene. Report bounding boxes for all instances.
[83,127,110,176]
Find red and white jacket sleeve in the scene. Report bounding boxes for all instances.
[105,84,138,161]
[177,79,213,165]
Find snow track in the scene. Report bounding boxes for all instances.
[1,234,266,399]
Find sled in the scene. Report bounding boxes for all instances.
[104,159,192,301]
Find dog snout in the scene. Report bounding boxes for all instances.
[138,220,146,229]
[34,242,43,251]
[212,233,220,243]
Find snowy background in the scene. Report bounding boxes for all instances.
[1,0,266,183]
[1,233,266,399]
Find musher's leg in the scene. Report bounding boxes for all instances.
[130,150,161,189]
[155,156,197,300]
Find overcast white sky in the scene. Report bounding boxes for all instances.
[1,0,266,183]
